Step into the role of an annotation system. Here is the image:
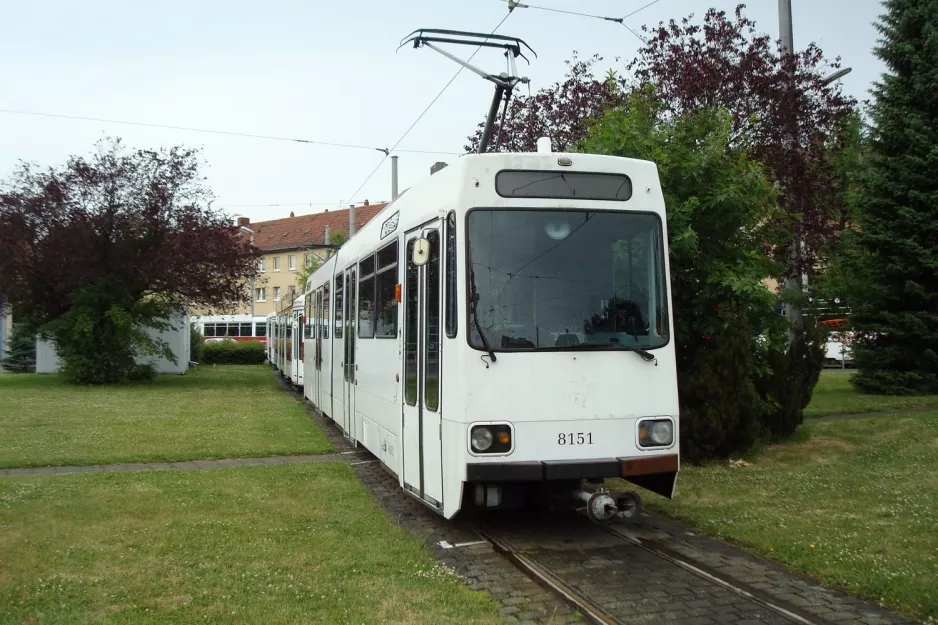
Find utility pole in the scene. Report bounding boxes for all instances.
[391,155,399,200]
[778,0,803,331]
[240,226,255,318]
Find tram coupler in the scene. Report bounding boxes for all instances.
[574,488,643,524]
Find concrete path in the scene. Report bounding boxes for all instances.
[0,451,363,478]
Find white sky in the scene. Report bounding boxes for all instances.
[0,1,885,224]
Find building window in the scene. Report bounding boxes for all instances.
[258,258,265,272]
[274,287,281,301]
[273,256,281,271]
[376,240,399,338]
[305,253,313,267]
[288,255,296,270]
[255,288,266,302]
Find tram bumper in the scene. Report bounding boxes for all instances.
[466,453,678,499]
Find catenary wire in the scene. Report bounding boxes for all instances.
[0,108,461,156]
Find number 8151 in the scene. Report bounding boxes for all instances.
[558,433,593,445]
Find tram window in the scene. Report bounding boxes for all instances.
[404,239,418,406]
[359,274,376,338]
[495,170,632,201]
[377,241,397,269]
[256,324,267,337]
[203,323,216,337]
[445,211,457,338]
[334,274,344,339]
[239,323,253,337]
[323,282,330,339]
[305,296,313,339]
[376,240,399,338]
[359,255,376,339]
[425,230,441,412]
[359,254,375,277]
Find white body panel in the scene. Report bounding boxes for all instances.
[300,153,679,519]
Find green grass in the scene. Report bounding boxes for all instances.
[0,366,332,469]
[644,411,938,620]
[0,462,501,624]
[804,370,938,417]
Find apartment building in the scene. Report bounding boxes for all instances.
[232,202,387,316]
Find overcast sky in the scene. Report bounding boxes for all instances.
[1,1,886,224]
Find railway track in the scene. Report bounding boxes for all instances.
[467,511,836,625]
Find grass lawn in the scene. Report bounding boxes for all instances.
[0,462,501,625]
[804,369,938,417]
[0,366,332,469]
[645,411,938,621]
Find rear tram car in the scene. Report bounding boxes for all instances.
[299,148,679,521]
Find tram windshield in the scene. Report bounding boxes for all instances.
[467,209,670,351]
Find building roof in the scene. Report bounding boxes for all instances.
[243,203,386,252]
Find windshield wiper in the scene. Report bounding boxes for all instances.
[561,342,657,363]
[466,243,496,365]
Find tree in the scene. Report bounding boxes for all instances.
[465,6,857,281]
[295,230,346,289]
[581,92,820,460]
[1,322,36,373]
[846,0,938,395]
[0,138,260,384]
[465,53,626,153]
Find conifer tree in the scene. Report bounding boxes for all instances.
[849,0,938,394]
[1,323,36,373]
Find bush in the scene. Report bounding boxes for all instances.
[201,340,266,365]
[1,322,37,373]
[190,327,204,363]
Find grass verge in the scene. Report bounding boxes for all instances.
[644,411,938,621]
[0,366,332,469]
[0,462,501,624]
[804,370,938,417]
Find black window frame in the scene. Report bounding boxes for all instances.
[358,254,377,339]
[375,239,400,339]
[462,206,671,354]
[494,169,633,202]
[445,211,458,339]
[334,273,344,339]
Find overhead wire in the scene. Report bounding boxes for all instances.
[499,0,659,43]
[339,10,514,208]
[0,108,461,156]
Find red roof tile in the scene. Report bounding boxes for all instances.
[245,204,386,252]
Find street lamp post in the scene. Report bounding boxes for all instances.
[240,226,255,319]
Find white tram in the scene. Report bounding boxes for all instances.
[296,149,679,521]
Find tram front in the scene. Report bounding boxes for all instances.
[451,156,679,521]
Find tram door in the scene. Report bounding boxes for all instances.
[342,267,357,442]
[401,222,444,509]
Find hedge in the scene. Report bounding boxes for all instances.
[201,340,266,365]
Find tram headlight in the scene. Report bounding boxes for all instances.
[470,427,493,452]
[469,423,513,454]
[638,419,674,448]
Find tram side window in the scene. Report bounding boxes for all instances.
[425,230,441,412]
[445,211,457,338]
[256,324,267,337]
[203,323,217,337]
[239,323,253,337]
[358,255,376,339]
[404,239,418,406]
[376,240,399,338]
[334,274,344,339]
[323,282,330,339]
[305,295,313,339]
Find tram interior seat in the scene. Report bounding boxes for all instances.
[555,333,580,347]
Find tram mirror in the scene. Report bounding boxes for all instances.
[412,237,430,266]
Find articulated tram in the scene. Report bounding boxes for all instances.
[270,148,679,521]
